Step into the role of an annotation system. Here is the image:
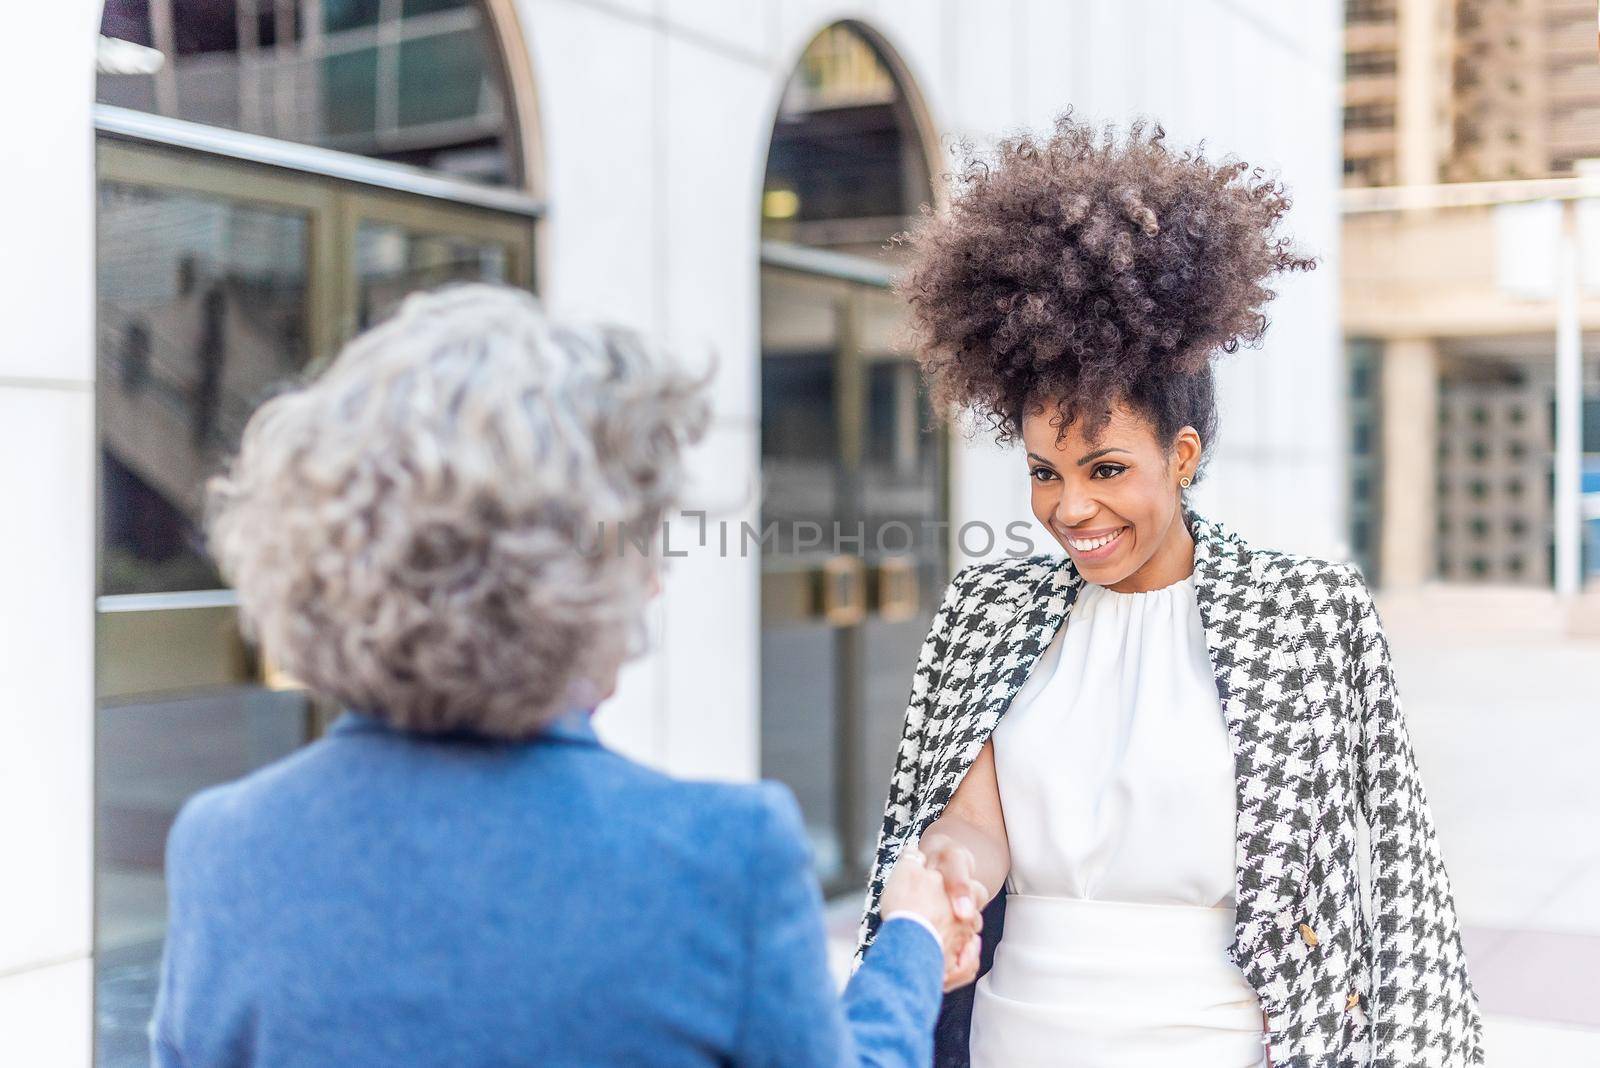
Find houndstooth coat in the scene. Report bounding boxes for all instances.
[855,506,1484,1068]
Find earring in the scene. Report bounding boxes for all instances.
[1179,476,1192,488]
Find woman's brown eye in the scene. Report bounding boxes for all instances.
[1093,464,1125,479]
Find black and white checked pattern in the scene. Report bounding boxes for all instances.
[856,507,1485,1067]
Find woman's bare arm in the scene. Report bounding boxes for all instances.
[917,740,1009,910]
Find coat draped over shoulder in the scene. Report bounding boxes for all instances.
[855,507,1485,1068]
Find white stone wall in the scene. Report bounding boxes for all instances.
[3,1,1340,1059]
[0,2,100,1062]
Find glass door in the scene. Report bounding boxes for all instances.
[759,256,948,895]
[93,139,535,1066]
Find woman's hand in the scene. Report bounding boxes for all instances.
[879,844,983,990]
[919,837,985,916]
[917,837,988,991]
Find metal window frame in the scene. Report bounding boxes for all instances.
[96,103,545,219]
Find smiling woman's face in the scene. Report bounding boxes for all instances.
[1021,401,1204,593]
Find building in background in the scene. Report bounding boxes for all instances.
[1450,0,1599,181]
[1342,0,1600,189]
[0,3,1341,1063]
[1342,0,1600,591]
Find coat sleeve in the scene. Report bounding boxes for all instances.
[734,782,944,1068]
[854,565,974,967]
[1342,564,1485,1066]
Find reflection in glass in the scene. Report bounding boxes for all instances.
[93,55,531,1052]
[97,182,310,595]
[855,290,944,881]
[97,0,516,186]
[95,686,310,1067]
[94,177,317,1066]
[762,23,931,256]
[356,221,509,329]
[760,272,845,878]
[758,267,946,889]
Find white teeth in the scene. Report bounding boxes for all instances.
[1068,527,1124,552]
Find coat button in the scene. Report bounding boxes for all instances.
[1298,922,1319,947]
[1346,991,1360,1010]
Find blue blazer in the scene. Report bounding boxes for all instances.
[151,710,944,1066]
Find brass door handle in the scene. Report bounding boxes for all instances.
[819,555,867,626]
[873,556,920,622]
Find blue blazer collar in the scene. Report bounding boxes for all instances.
[328,707,600,746]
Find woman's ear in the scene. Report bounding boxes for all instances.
[1173,426,1203,482]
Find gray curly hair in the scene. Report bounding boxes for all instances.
[208,284,709,738]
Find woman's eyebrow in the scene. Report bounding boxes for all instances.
[1074,446,1129,466]
[1027,446,1131,467]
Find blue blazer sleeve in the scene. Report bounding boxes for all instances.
[733,782,944,1068]
[150,796,200,1068]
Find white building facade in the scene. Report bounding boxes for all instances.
[0,1,1341,1062]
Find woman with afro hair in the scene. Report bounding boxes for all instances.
[855,113,1483,1067]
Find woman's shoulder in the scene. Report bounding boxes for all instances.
[1241,546,1380,650]
[1246,544,1367,598]
[946,553,1063,602]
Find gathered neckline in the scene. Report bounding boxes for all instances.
[1085,572,1195,599]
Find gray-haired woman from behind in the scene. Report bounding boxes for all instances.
[151,285,983,1067]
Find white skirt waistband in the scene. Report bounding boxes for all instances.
[999,894,1239,955]
[982,895,1254,1004]
[970,895,1267,1067]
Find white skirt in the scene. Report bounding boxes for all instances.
[970,895,1269,1068]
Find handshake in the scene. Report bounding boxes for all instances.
[879,836,988,992]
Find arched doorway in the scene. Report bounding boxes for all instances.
[90,4,540,1061]
[758,22,947,893]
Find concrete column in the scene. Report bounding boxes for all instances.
[0,7,98,1065]
[1396,0,1446,187]
[1380,337,1440,588]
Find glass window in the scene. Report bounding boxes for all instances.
[98,0,517,186]
[762,24,930,257]
[96,688,312,1065]
[398,29,490,127]
[323,48,381,138]
[95,177,320,1067]
[326,0,383,32]
[757,22,941,889]
[98,182,311,595]
[355,220,511,329]
[93,141,534,1066]
[405,0,469,16]
[1345,51,1398,77]
[758,270,947,889]
[1343,103,1396,130]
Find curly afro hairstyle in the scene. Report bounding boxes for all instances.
[898,111,1316,484]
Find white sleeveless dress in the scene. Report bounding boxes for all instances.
[969,574,1269,1067]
